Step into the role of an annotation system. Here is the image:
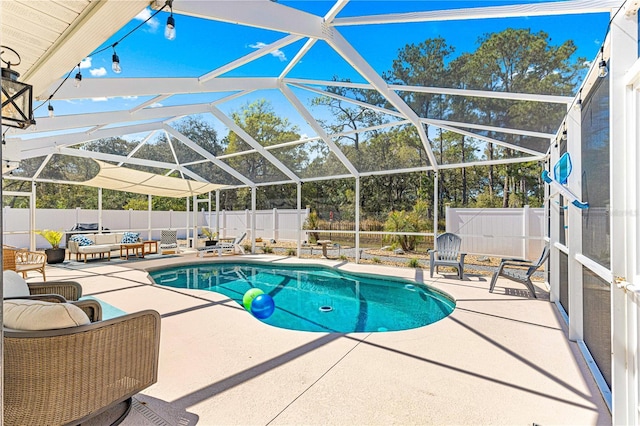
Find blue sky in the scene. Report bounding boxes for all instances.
[42,1,611,140]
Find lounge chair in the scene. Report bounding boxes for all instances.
[159,229,181,254]
[489,245,549,298]
[428,232,466,279]
[3,297,160,425]
[3,245,47,281]
[198,232,247,257]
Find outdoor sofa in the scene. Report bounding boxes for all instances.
[67,232,141,262]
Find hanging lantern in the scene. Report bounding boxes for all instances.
[1,46,35,129]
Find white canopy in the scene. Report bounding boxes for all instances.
[83,160,224,198]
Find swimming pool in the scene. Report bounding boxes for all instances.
[149,262,455,333]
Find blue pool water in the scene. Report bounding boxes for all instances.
[149,262,455,333]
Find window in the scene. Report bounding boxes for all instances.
[582,267,611,388]
[559,251,569,316]
[558,137,568,246]
[581,75,610,268]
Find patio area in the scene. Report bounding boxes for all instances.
[33,253,608,425]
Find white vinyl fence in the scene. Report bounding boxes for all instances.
[2,207,309,250]
[4,204,542,259]
[446,206,545,259]
[215,209,308,242]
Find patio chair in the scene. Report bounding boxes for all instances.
[3,269,82,301]
[489,245,550,298]
[3,245,47,281]
[3,297,161,425]
[198,232,247,257]
[160,229,181,254]
[428,232,466,279]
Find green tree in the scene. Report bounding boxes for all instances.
[383,200,431,251]
[223,99,304,207]
[455,29,582,207]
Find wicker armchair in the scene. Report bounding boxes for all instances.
[23,280,82,300]
[3,301,161,425]
[3,245,47,281]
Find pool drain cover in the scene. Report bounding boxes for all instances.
[319,305,333,312]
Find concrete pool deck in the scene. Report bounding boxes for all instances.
[38,253,610,425]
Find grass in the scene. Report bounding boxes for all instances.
[407,258,421,268]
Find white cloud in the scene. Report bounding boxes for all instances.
[135,7,159,32]
[89,67,107,77]
[583,60,592,67]
[249,42,287,61]
[91,97,109,102]
[79,58,92,69]
[122,96,139,100]
[271,50,286,62]
[149,102,163,108]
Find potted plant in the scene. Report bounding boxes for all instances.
[202,228,218,247]
[37,229,65,264]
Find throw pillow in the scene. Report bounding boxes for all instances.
[70,234,94,247]
[121,232,140,244]
[3,270,30,298]
[3,299,91,330]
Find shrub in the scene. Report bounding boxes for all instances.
[339,254,347,261]
[383,200,430,252]
[407,258,421,268]
[262,245,273,254]
[372,257,381,264]
[286,248,297,256]
[303,211,320,243]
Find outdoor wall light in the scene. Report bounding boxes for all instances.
[1,45,35,129]
[598,47,608,78]
[574,90,582,111]
[47,101,54,118]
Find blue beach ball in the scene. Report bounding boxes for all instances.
[250,294,275,319]
[242,288,264,311]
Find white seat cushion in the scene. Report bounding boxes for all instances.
[3,270,30,298]
[77,245,111,254]
[3,299,90,330]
